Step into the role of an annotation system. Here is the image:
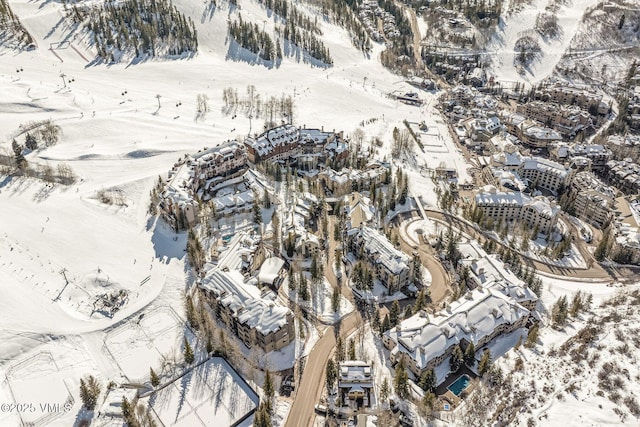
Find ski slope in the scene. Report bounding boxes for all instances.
[0,0,445,424]
[487,0,600,84]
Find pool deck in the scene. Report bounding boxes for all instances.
[435,366,477,408]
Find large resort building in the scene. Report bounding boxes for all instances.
[159,141,249,230]
[346,226,415,295]
[244,124,349,164]
[199,269,294,353]
[518,157,569,195]
[567,171,616,229]
[474,186,560,235]
[383,288,531,378]
[160,124,350,231]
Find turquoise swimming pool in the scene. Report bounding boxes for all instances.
[448,374,470,396]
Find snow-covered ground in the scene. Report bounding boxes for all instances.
[141,356,260,427]
[487,0,600,85]
[454,284,640,426]
[0,0,449,422]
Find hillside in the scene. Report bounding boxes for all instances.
[0,0,428,425]
[457,284,640,426]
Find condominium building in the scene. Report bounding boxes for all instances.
[568,171,616,229]
[515,101,592,138]
[346,226,414,294]
[604,159,640,195]
[160,141,249,230]
[461,254,538,311]
[319,163,388,197]
[474,186,560,234]
[244,124,348,164]
[533,82,604,111]
[383,288,530,378]
[199,269,295,352]
[518,157,569,195]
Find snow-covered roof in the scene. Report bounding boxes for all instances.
[387,288,529,371]
[217,231,261,272]
[521,157,567,179]
[245,124,299,156]
[461,254,537,305]
[200,269,291,335]
[475,187,559,218]
[349,226,410,275]
[257,257,285,285]
[338,361,374,388]
[523,125,562,141]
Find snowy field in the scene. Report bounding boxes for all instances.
[0,0,440,422]
[103,306,190,382]
[143,357,259,427]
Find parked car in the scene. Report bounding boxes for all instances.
[314,404,328,415]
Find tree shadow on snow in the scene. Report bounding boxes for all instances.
[282,39,332,69]
[148,217,187,265]
[201,2,217,24]
[225,40,279,69]
[174,367,194,422]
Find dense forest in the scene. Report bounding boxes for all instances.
[281,20,332,64]
[0,0,33,47]
[84,0,197,62]
[229,7,332,65]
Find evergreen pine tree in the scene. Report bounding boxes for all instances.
[450,344,463,372]
[348,338,356,360]
[413,289,427,314]
[381,313,391,334]
[263,370,274,413]
[380,377,390,403]
[478,350,492,377]
[25,133,38,150]
[552,295,569,328]
[183,337,195,364]
[150,367,160,387]
[390,300,400,326]
[394,358,409,399]
[79,375,101,411]
[463,342,475,367]
[525,323,539,348]
[299,273,309,301]
[326,359,337,392]
[418,368,436,392]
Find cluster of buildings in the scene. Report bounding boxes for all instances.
[532,81,607,113]
[200,268,294,352]
[244,125,348,165]
[478,137,623,235]
[197,231,293,352]
[515,101,593,139]
[160,141,249,230]
[358,0,401,42]
[566,171,616,229]
[346,225,415,295]
[383,251,536,380]
[318,161,389,197]
[281,192,323,258]
[603,159,640,195]
[160,125,348,231]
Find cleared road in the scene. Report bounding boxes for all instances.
[424,209,612,281]
[285,311,362,427]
